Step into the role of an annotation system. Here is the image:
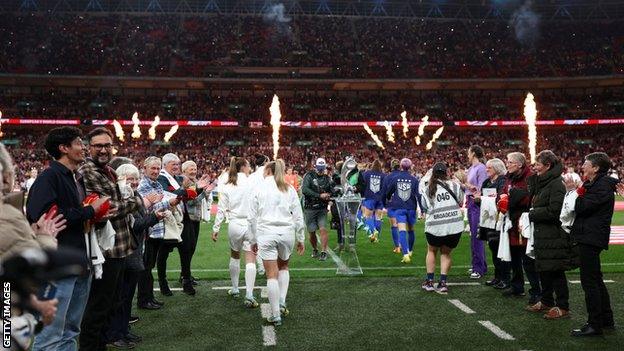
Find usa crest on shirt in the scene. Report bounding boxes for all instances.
[370,176,381,193]
[397,180,412,201]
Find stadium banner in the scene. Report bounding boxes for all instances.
[2,118,624,127]
[0,119,238,127]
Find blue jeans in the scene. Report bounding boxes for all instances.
[32,274,92,351]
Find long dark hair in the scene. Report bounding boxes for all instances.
[428,169,448,198]
[227,157,248,186]
[469,145,485,163]
[371,159,382,172]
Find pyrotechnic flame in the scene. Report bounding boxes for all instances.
[383,120,395,143]
[131,112,141,139]
[269,94,282,160]
[363,124,385,150]
[425,126,445,151]
[415,115,430,145]
[401,111,409,138]
[163,124,179,143]
[148,115,160,140]
[112,120,125,142]
[524,92,538,164]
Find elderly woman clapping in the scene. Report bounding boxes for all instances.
[474,158,510,290]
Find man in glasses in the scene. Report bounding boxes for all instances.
[79,127,143,351]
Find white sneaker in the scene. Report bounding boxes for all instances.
[467,268,473,274]
[470,272,482,279]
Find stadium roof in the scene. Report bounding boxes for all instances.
[3,0,624,20]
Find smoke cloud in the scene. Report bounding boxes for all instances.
[510,0,540,48]
[263,3,293,41]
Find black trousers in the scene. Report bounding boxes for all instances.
[157,241,178,282]
[488,240,511,283]
[509,245,541,297]
[79,257,126,351]
[330,203,343,244]
[138,238,162,305]
[539,270,569,310]
[579,243,613,329]
[104,267,139,342]
[180,218,200,279]
[157,217,200,281]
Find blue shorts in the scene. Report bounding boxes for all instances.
[362,199,383,211]
[387,208,396,219]
[394,209,416,226]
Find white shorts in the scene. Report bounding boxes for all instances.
[228,221,252,252]
[257,233,295,261]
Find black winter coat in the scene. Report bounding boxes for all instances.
[528,163,579,272]
[571,173,618,250]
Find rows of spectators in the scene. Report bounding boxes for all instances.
[2,89,624,122]
[5,126,623,191]
[1,14,623,78]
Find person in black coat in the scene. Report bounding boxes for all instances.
[526,151,578,320]
[570,152,618,337]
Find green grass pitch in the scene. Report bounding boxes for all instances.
[129,211,624,350]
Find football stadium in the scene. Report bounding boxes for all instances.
[1,0,624,350]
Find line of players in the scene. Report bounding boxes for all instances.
[300,157,426,265]
[210,153,458,325]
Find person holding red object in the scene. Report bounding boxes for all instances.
[156,153,214,296]
[500,152,542,305]
[78,127,143,351]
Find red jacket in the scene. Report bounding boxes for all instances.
[502,166,532,246]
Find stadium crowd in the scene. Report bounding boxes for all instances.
[1,124,623,348]
[1,14,623,78]
[4,127,623,192]
[2,89,624,122]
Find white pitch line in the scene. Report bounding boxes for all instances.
[211,287,263,290]
[260,303,277,346]
[478,321,515,341]
[569,280,614,284]
[262,326,276,347]
[164,265,474,273]
[261,287,268,298]
[153,288,183,291]
[162,261,624,272]
[448,299,476,314]
[260,303,272,318]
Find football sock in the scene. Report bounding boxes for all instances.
[399,230,409,255]
[267,279,280,318]
[245,263,256,299]
[229,258,240,291]
[391,227,399,247]
[366,217,376,235]
[408,230,415,251]
[278,270,290,305]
